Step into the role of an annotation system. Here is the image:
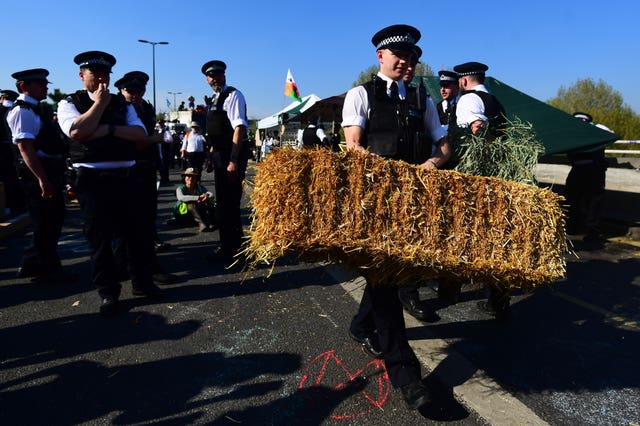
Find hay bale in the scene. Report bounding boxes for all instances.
[245,147,567,288]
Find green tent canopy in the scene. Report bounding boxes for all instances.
[417,76,620,155]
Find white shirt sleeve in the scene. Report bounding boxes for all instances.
[57,99,79,137]
[341,86,369,129]
[6,104,40,141]
[424,97,447,143]
[456,92,486,128]
[224,89,249,129]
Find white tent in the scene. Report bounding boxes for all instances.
[257,94,321,129]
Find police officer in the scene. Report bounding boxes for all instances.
[454,61,506,136]
[396,45,435,322]
[436,70,459,127]
[301,115,330,149]
[113,71,177,284]
[57,51,162,316]
[565,112,608,243]
[342,24,450,410]
[7,69,76,283]
[453,61,510,319]
[201,60,249,265]
[0,89,26,217]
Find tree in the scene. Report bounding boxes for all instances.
[47,88,67,105]
[353,62,434,87]
[547,78,640,139]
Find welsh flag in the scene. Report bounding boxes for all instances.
[284,69,302,102]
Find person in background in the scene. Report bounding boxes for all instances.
[301,115,330,149]
[113,71,177,285]
[158,119,174,184]
[0,89,26,217]
[453,61,509,319]
[7,68,77,284]
[396,45,436,322]
[201,59,249,265]
[565,111,610,245]
[180,121,206,172]
[436,70,459,128]
[173,167,216,232]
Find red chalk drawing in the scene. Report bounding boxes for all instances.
[299,350,390,420]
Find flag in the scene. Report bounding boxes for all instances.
[166,99,171,109]
[284,69,302,102]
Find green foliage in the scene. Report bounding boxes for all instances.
[353,65,379,87]
[353,63,435,87]
[454,118,545,185]
[415,62,434,77]
[547,78,640,139]
[47,88,67,104]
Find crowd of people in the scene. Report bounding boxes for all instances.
[2,51,249,317]
[0,25,611,413]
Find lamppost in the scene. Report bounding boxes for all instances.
[168,91,182,111]
[138,39,169,112]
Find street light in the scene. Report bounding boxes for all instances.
[138,39,169,112]
[168,91,182,111]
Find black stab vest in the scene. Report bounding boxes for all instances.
[12,100,67,156]
[0,105,12,143]
[302,126,322,149]
[133,99,159,162]
[206,86,244,151]
[437,99,457,127]
[66,92,136,163]
[458,90,506,133]
[362,76,432,164]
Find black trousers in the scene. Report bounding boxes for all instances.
[159,143,173,182]
[212,150,246,257]
[113,161,161,276]
[350,280,422,388]
[185,151,206,173]
[76,167,154,298]
[17,159,66,276]
[565,163,606,235]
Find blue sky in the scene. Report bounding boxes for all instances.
[2,0,637,121]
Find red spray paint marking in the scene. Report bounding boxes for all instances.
[299,350,391,420]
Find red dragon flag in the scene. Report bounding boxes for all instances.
[284,69,302,102]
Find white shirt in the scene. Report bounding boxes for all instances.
[342,72,446,144]
[57,92,146,168]
[6,94,41,143]
[455,84,489,128]
[181,131,206,152]
[160,127,173,143]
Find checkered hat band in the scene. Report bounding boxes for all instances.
[457,71,481,76]
[80,58,112,67]
[376,34,415,49]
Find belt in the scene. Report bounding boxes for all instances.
[80,167,131,178]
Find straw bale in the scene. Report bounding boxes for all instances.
[245,147,567,288]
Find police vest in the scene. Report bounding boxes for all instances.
[457,89,506,133]
[206,86,245,152]
[0,105,12,143]
[302,126,322,149]
[12,100,67,156]
[362,76,432,164]
[66,91,136,163]
[133,99,158,162]
[437,100,457,127]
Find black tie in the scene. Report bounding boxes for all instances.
[390,81,399,100]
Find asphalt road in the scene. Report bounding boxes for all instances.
[1,162,639,425]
